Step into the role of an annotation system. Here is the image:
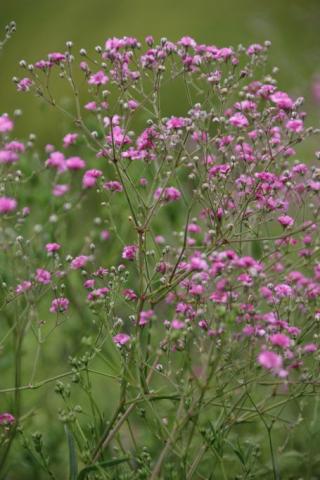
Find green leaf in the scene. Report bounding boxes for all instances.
[77,456,130,480]
[65,425,78,480]
[251,238,263,259]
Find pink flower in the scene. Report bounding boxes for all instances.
[127,99,139,110]
[166,117,187,129]
[270,91,293,109]
[123,288,137,301]
[278,215,294,228]
[35,268,51,285]
[113,333,130,346]
[178,36,197,48]
[139,309,154,326]
[270,333,291,348]
[274,283,292,298]
[88,70,109,85]
[84,279,95,289]
[50,297,69,313]
[303,343,317,353]
[155,235,165,244]
[0,114,14,133]
[87,287,109,300]
[100,230,110,240]
[63,133,78,148]
[82,169,102,188]
[85,101,97,111]
[103,181,123,193]
[48,52,66,63]
[53,184,69,197]
[258,350,283,370]
[0,151,18,164]
[122,245,137,261]
[0,197,17,214]
[229,112,249,128]
[154,187,181,202]
[247,43,263,56]
[0,413,15,425]
[66,156,86,170]
[286,119,304,133]
[71,255,90,269]
[16,280,32,294]
[171,319,185,330]
[46,243,61,253]
[46,151,66,171]
[17,77,33,92]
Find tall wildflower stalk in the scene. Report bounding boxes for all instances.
[0,34,320,478]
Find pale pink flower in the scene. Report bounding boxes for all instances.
[35,268,51,285]
[286,119,304,133]
[229,112,249,128]
[88,70,109,85]
[258,350,283,370]
[113,333,130,346]
[0,114,14,133]
[0,197,17,214]
[71,255,90,270]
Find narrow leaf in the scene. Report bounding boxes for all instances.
[65,425,78,480]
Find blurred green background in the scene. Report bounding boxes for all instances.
[1,0,320,144]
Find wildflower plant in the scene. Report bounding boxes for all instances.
[1,31,320,478]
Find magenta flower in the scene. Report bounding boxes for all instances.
[17,77,33,92]
[166,117,187,129]
[122,245,138,261]
[82,169,102,188]
[46,243,61,253]
[274,283,293,298]
[270,333,291,349]
[278,215,294,228]
[48,52,66,63]
[88,70,109,86]
[0,413,15,425]
[286,119,304,133]
[123,289,138,301]
[46,151,66,172]
[50,297,69,313]
[103,181,123,193]
[66,156,86,170]
[154,187,181,202]
[270,91,294,109]
[63,133,78,148]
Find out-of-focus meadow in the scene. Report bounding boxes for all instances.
[1,0,320,144]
